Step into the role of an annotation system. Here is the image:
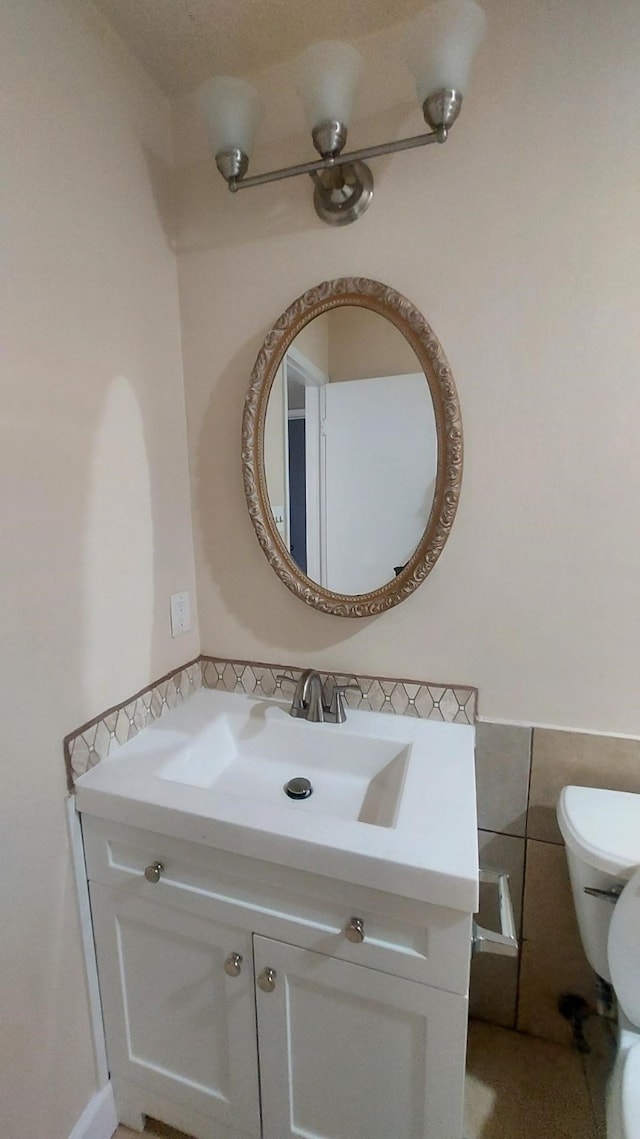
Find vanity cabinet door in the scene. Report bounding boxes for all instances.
[254,935,468,1139]
[90,883,261,1138]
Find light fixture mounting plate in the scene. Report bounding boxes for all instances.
[312,160,373,226]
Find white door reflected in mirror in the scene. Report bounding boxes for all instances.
[263,306,438,595]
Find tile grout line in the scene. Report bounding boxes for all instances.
[514,725,536,1030]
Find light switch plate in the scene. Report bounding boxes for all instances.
[170,591,191,637]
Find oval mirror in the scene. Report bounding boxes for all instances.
[242,278,462,617]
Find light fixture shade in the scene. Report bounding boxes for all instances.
[293,40,363,130]
[198,75,263,158]
[404,0,486,104]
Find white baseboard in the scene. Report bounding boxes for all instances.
[68,1083,118,1139]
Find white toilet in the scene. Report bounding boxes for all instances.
[558,786,640,1139]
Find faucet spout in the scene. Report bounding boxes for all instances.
[291,669,325,723]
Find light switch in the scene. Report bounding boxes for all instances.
[170,591,191,637]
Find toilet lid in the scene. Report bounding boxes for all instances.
[558,787,640,875]
[622,1044,640,1138]
[609,866,640,1028]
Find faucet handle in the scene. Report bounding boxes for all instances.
[276,674,297,687]
[325,680,361,723]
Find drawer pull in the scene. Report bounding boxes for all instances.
[258,967,277,993]
[345,916,365,943]
[224,952,243,977]
[144,861,164,884]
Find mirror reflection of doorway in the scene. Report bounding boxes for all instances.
[264,313,438,593]
[322,372,434,594]
[279,351,436,592]
[285,347,325,584]
[287,416,307,574]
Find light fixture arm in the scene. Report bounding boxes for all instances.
[225,122,447,193]
[210,82,469,225]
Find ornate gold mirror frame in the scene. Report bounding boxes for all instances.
[242,277,463,617]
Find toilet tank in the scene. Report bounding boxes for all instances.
[557,786,640,982]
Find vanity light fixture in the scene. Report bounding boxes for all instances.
[199,0,486,227]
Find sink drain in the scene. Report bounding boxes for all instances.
[284,776,313,800]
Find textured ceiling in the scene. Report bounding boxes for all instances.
[93,0,426,96]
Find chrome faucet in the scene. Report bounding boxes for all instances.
[278,669,361,724]
[291,669,325,722]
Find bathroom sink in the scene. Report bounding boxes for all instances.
[75,688,478,910]
[157,712,410,828]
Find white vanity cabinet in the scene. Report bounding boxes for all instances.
[90,885,261,1138]
[254,937,468,1139]
[83,814,472,1139]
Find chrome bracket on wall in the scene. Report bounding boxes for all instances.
[583,884,623,904]
[472,869,519,958]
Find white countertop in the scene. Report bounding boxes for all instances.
[75,689,479,912]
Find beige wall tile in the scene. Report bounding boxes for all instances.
[521,839,576,943]
[528,729,640,843]
[478,831,525,929]
[470,954,519,1030]
[470,831,525,1028]
[518,839,595,1043]
[518,940,596,1046]
[476,723,531,836]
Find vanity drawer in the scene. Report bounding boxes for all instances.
[82,814,472,994]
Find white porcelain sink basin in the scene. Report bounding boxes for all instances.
[75,688,478,910]
[157,710,410,828]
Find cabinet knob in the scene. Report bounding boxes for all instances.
[258,967,277,993]
[345,916,365,943]
[144,861,164,884]
[224,952,243,977]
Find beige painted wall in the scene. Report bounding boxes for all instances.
[1,2,198,1136]
[294,311,330,376]
[173,0,640,736]
[328,307,419,382]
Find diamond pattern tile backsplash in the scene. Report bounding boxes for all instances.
[65,655,477,787]
[200,658,476,724]
[64,659,204,789]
